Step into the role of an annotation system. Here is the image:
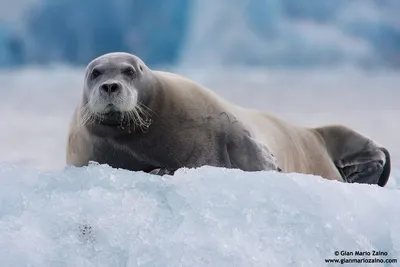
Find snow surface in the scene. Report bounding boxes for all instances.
[0,66,399,266]
[0,163,399,266]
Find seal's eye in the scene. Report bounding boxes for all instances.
[91,69,101,79]
[122,67,136,77]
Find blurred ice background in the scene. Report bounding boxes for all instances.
[0,1,400,266]
[2,0,400,68]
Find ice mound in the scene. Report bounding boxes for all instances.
[0,163,399,266]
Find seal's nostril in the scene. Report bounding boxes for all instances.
[110,83,120,93]
[100,82,120,94]
[100,84,108,93]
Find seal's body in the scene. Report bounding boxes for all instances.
[67,52,391,187]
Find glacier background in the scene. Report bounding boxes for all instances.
[0,0,399,69]
[0,0,399,266]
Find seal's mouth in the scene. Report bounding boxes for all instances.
[99,104,123,117]
[104,104,118,113]
[92,103,152,133]
[98,112,126,126]
[94,105,125,126]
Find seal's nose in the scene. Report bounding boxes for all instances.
[100,82,121,94]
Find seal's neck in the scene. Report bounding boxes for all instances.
[139,73,166,114]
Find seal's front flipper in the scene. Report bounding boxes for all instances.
[227,133,281,172]
[336,147,391,187]
[149,168,177,176]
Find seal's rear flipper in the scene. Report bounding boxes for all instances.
[337,147,391,187]
[377,147,391,187]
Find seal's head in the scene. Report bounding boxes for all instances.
[83,52,149,113]
[81,52,153,128]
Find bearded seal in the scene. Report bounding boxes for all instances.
[66,52,391,187]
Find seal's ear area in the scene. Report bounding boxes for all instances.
[377,147,391,187]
